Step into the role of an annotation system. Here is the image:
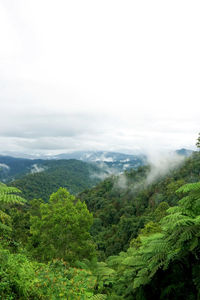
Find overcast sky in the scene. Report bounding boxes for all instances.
[0,0,199,156]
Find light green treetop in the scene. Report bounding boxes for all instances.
[29,187,96,263]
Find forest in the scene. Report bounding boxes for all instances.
[0,135,200,299]
[0,158,104,197]
[1,0,199,298]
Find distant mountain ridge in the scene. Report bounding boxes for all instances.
[0,151,147,182]
[10,159,103,200]
[175,148,194,157]
[0,149,193,183]
[53,151,143,161]
[53,151,147,173]
[0,156,43,182]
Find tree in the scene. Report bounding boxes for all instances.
[29,188,96,263]
[0,182,25,232]
[196,132,200,150]
[107,182,200,299]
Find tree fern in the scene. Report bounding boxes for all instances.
[106,182,200,298]
[0,183,25,204]
[90,294,107,300]
[0,182,25,231]
[176,182,200,193]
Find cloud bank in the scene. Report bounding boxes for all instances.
[0,1,199,155]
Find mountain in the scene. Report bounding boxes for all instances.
[175,148,194,157]
[0,151,147,182]
[0,156,43,182]
[0,149,193,183]
[0,149,193,182]
[10,159,104,200]
[53,150,142,161]
[0,152,147,200]
[48,151,147,173]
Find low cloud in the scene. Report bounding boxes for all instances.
[115,174,128,189]
[145,151,185,185]
[113,151,186,191]
[0,163,10,170]
[30,164,46,174]
[90,161,119,181]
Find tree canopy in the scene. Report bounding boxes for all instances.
[29,188,96,263]
[1,148,200,299]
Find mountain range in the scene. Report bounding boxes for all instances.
[0,151,147,182]
[0,149,193,183]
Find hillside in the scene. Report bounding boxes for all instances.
[0,150,192,183]
[10,159,103,200]
[0,151,147,180]
[0,156,43,182]
[53,151,147,172]
[79,151,200,258]
[1,150,200,299]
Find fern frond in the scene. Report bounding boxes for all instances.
[0,221,11,231]
[0,209,11,222]
[176,182,200,194]
[133,267,149,289]
[162,214,194,231]
[0,183,25,205]
[90,294,107,300]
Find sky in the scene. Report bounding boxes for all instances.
[0,0,199,156]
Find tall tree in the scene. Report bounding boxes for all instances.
[29,188,96,263]
[196,132,200,150]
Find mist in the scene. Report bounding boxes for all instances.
[145,151,185,185]
[30,164,46,174]
[113,151,187,192]
[90,161,119,181]
[0,163,10,170]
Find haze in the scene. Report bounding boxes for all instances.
[0,0,199,156]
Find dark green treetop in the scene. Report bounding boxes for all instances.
[196,132,200,150]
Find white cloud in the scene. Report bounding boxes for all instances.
[0,163,10,170]
[0,0,199,155]
[145,151,185,185]
[30,164,46,174]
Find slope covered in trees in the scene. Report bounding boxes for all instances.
[0,149,200,299]
[0,184,102,299]
[105,181,200,299]
[0,156,40,182]
[79,152,200,258]
[10,159,103,200]
[0,151,147,183]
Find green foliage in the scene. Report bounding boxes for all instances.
[196,132,200,150]
[0,246,37,299]
[0,182,25,237]
[0,156,36,182]
[152,201,169,222]
[29,188,96,263]
[1,150,200,299]
[34,259,99,299]
[79,153,200,257]
[0,182,25,205]
[105,181,200,299]
[0,248,106,299]
[10,159,102,200]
